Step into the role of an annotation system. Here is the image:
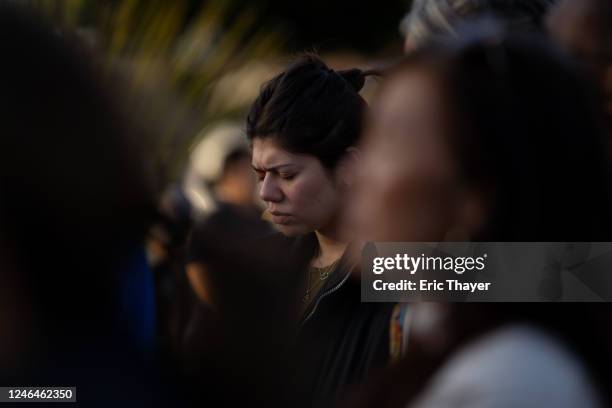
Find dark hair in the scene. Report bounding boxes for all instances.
[402,0,557,47]
[386,23,612,241]
[246,54,376,169]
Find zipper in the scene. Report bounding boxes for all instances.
[299,268,352,328]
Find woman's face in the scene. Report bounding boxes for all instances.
[252,138,343,236]
[349,69,462,242]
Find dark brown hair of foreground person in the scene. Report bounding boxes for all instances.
[0,3,155,380]
[341,25,612,408]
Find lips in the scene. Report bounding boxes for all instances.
[269,211,293,225]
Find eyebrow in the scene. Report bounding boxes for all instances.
[251,163,296,172]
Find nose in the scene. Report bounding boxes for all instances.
[259,172,283,203]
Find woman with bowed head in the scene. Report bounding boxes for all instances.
[246,54,396,407]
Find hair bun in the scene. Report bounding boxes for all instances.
[338,68,382,93]
[338,68,366,92]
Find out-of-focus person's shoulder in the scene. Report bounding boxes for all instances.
[411,325,602,408]
[188,203,273,263]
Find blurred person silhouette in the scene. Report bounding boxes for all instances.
[547,0,612,129]
[0,4,181,406]
[150,123,262,359]
[245,53,396,408]
[345,23,612,408]
[400,0,556,52]
[147,184,193,360]
[180,123,298,406]
[185,122,261,216]
[184,122,267,308]
[180,203,300,406]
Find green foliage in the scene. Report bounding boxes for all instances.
[27,0,286,184]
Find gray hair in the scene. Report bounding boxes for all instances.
[400,0,557,47]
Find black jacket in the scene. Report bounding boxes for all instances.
[288,234,395,408]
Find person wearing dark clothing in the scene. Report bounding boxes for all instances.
[288,234,394,408]
[246,54,395,407]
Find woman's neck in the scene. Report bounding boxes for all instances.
[312,230,348,268]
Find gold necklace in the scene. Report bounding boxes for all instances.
[302,259,340,303]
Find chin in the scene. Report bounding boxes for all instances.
[275,223,311,237]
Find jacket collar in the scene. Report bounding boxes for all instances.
[293,233,358,325]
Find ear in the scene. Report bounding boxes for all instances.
[335,147,360,189]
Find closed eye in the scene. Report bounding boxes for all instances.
[253,169,265,181]
[280,173,296,181]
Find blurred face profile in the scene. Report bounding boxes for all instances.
[251,138,342,236]
[220,155,258,206]
[349,69,461,242]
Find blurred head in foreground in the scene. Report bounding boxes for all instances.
[547,0,612,122]
[247,54,373,237]
[351,23,611,242]
[345,27,612,408]
[401,0,556,51]
[0,4,152,371]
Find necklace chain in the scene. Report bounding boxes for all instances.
[302,259,340,303]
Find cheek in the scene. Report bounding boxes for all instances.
[286,176,338,219]
[356,157,456,241]
[391,178,456,240]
